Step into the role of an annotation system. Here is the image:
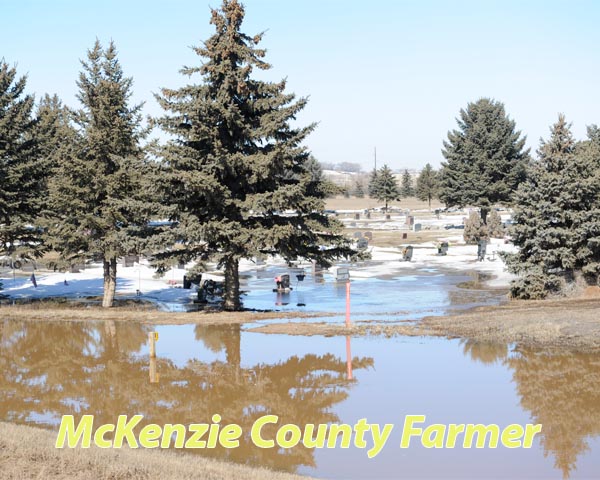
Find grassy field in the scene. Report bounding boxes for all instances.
[0,422,311,480]
[325,195,444,211]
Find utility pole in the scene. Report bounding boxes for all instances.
[374,147,377,171]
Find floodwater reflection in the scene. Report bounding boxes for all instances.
[462,342,600,479]
[0,320,373,473]
[2,319,600,478]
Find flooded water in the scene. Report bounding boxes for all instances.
[1,319,599,479]
[234,267,505,322]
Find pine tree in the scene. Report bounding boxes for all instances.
[587,124,600,147]
[34,94,74,173]
[463,211,488,244]
[44,41,153,307]
[440,98,529,223]
[505,115,600,298]
[154,0,356,311]
[0,61,46,259]
[367,168,379,197]
[400,169,414,197]
[416,163,438,209]
[487,209,504,238]
[372,164,400,211]
[353,179,365,198]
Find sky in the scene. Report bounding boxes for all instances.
[2,0,600,171]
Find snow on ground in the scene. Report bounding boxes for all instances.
[0,261,201,306]
[1,238,516,308]
[350,238,516,287]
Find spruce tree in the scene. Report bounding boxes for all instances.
[416,163,438,209]
[505,115,600,298]
[353,179,365,198]
[586,125,600,147]
[367,168,379,198]
[45,41,152,307]
[0,61,46,259]
[487,209,504,238]
[463,211,488,244]
[400,169,414,197]
[154,0,355,311]
[439,98,529,223]
[372,164,400,211]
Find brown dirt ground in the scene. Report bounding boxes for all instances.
[247,297,600,353]
[0,422,311,480]
[0,303,334,325]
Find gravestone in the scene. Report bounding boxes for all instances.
[336,267,350,282]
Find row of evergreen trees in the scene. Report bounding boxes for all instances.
[0,0,356,310]
[367,164,440,209]
[439,98,600,298]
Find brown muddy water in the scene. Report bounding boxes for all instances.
[1,320,599,479]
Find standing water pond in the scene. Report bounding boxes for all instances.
[1,271,599,479]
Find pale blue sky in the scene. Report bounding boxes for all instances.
[2,0,599,170]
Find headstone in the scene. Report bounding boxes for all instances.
[438,242,449,256]
[402,245,414,261]
[402,232,408,239]
[280,274,291,289]
[357,238,369,250]
[353,231,363,238]
[336,267,350,282]
[122,255,139,267]
[354,213,360,220]
[364,231,373,240]
[385,214,391,220]
[312,261,325,283]
[366,211,371,219]
[406,215,415,226]
[413,223,422,232]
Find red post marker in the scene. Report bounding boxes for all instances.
[345,281,351,327]
[346,335,353,380]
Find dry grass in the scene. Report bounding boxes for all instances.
[0,422,311,480]
[325,195,444,211]
[0,304,334,325]
[418,297,600,352]
[248,297,600,353]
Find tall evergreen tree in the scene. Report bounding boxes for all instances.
[439,98,529,223]
[154,0,355,311]
[586,124,600,147]
[416,163,438,208]
[34,94,74,174]
[367,168,379,197]
[0,61,46,259]
[45,41,152,307]
[371,164,400,211]
[400,169,414,197]
[505,115,600,298]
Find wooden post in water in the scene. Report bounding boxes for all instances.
[149,331,159,383]
[346,335,353,380]
[345,281,351,327]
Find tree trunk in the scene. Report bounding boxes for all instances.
[480,207,489,225]
[102,257,117,308]
[223,256,241,311]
